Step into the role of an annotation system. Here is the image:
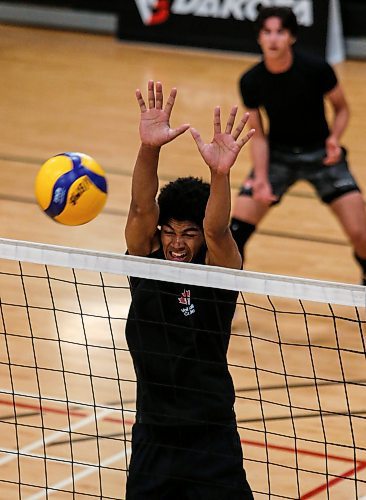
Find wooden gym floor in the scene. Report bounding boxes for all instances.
[0,24,366,499]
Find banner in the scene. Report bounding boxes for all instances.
[117,0,330,57]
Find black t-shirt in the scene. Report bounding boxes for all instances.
[125,246,238,426]
[239,50,338,149]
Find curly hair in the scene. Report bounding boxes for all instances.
[255,6,298,38]
[157,177,210,229]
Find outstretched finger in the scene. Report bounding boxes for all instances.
[155,81,163,110]
[237,128,256,149]
[190,127,205,152]
[213,106,221,135]
[225,105,238,134]
[232,112,250,140]
[147,80,155,109]
[164,87,178,118]
[135,89,147,113]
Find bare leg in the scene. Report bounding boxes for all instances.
[329,191,366,283]
[232,194,270,225]
[329,191,366,257]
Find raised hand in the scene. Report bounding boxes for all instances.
[136,80,190,147]
[190,106,255,175]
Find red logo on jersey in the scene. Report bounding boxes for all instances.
[178,289,191,305]
[135,0,170,26]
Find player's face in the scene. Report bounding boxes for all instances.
[257,17,296,59]
[161,219,205,263]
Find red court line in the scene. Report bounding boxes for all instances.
[2,398,366,498]
[241,438,366,499]
[241,438,358,463]
[300,462,366,499]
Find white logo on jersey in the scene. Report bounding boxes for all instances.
[178,289,196,316]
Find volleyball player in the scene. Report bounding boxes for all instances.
[124,80,254,499]
[230,6,366,284]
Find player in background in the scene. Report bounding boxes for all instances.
[124,80,254,499]
[230,6,366,284]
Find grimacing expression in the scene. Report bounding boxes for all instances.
[258,17,296,59]
[161,219,205,263]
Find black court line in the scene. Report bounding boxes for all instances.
[1,152,358,247]
[0,153,171,181]
[0,193,123,216]
[0,152,322,197]
[48,431,131,447]
[237,409,366,424]
[258,228,348,246]
[236,379,366,394]
[0,411,41,420]
[0,191,350,248]
[106,399,136,406]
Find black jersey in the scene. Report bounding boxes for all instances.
[239,50,338,149]
[125,246,238,426]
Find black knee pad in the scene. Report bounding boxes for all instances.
[230,218,256,259]
[354,252,366,272]
[354,252,366,285]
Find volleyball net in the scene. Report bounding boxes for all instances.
[0,238,365,499]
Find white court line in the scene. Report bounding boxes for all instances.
[0,407,115,466]
[0,387,128,413]
[26,448,132,500]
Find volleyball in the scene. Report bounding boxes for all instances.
[35,152,108,225]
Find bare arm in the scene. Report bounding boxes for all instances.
[125,143,161,256]
[125,81,190,256]
[191,106,254,269]
[323,83,350,165]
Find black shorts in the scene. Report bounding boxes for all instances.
[126,423,253,500]
[240,147,360,204]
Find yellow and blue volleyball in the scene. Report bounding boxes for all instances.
[35,152,108,225]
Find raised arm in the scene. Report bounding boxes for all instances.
[125,80,190,256]
[190,106,255,269]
